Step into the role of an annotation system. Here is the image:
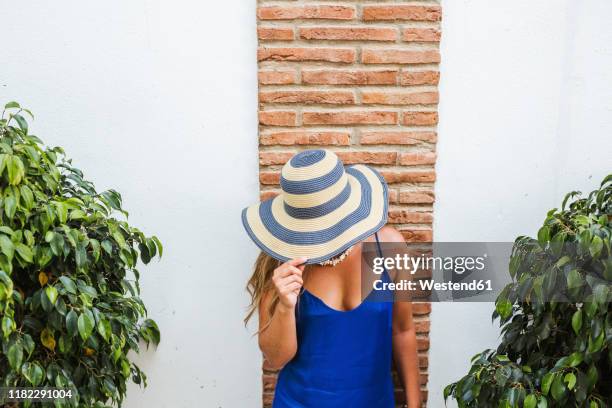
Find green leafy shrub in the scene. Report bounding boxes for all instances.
[446,175,611,407]
[0,102,161,407]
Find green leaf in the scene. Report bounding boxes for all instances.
[7,155,25,185]
[58,276,77,295]
[551,373,566,401]
[5,101,20,109]
[20,185,34,209]
[567,352,582,367]
[496,300,513,319]
[537,226,550,245]
[443,383,453,401]
[566,269,583,289]
[152,235,163,257]
[15,243,33,263]
[97,318,111,342]
[4,195,17,218]
[592,283,609,305]
[7,342,23,370]
[571,309,582,334]
[45,285,58,305]
[589,235,603,257]
[22,333,35,357]
[22,362,44,386]
[2,316,15,337]
[542,372,554,395]
[586,364,598,387]
[555,255,570,268]
[0,235,15,259]
[537,396,548,408]
[564,372,576,390]
[13,114,28,133]
[101,240,113,255]
[524,394,537,408]
[54,201,68,224]
[77,310,94,341]
[66,310,78,337]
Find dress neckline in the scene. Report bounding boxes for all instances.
[301,285,378,313]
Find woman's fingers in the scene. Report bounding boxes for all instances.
[274,264,305,279]
[278,274,303,287]
[286,257,308,266]
[280,282,302,294]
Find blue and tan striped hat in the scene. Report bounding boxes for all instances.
[241,149,388,264]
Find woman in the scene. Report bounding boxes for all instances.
[242,149,421,408]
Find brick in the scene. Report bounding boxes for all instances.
[258,6,355,20]
[302,69,397,85]
[259,152,293,166]
[400,70,440,86]
[262,374,277,392]
[398,152,437,165]
[362,49,440,64]
[412,302,432,315]
[388,210,433,224]
[362,5,441,21]
[417,337,430,352]
[362,91,439,105]
[381,170,436,183]
[299,27,396,42]
[419,355,429,368]
[259,90,355,105]
[260,190,279,201]
[402,28,441,42]
[360,131,437,145]
[335,151,397,165]
[258,27,294,41]
[402,111,438,126]
[388,189,398,203]
[414,319,431,333]
[421,373,429,385]
[262,392,274,406]
[260,131,350,146]
[259,47,355,63]
[259,111,297,127]
[399,228,433,242]
[303,111,397,125]
[260,171,281,185]
[399,190,435,204]
[258,70,296,85]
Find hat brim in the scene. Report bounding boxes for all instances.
[241,165,388,264]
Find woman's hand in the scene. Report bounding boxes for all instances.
[272,257,307,310]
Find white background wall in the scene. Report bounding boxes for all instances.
[2,1,261,407]
[432,0,612,406]
[3,1,612,407]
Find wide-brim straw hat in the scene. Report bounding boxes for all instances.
[241,149,388,264]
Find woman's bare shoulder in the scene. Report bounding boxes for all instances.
[376,225,405,243]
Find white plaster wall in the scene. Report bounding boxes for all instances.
[1,1,261,407]
[431,0,612,406]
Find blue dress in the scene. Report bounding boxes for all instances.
[273,234,395,407]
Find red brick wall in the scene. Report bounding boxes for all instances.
[257,1,441,405]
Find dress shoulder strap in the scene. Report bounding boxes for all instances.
[374,231,384,258]
[374,232,390,280]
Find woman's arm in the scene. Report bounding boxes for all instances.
[378,226,421,407]
[393,301,422,408]
[257,257,306,369]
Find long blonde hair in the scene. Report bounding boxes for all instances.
[244,251,282,327]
